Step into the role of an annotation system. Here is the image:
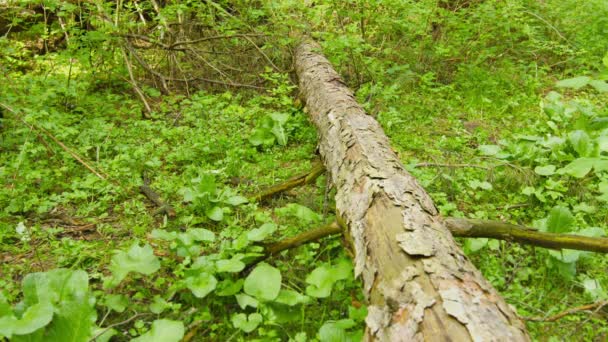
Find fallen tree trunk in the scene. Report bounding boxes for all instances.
[295,39,529,341]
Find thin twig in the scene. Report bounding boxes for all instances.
[414,162,490,170]
[242,35,281,72]
[523,11,575,48]
[526,300,607,322]
[1,103,108,180]
[168,33,267,49]
[122,48,152,118]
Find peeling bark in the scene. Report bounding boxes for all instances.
[294,39,530,341]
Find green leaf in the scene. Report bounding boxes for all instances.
[131,319,184,342]
[103,294,127,313]
[558,158,594,178]
[249,128,275,146]
[478,144,500,156]
[185,272,217,298]
[582,278,606,300]
[545,206,575,234]
[549,249,582,264]
[534,165,556,176]
[187,228,216,242]
[597,136,608,153]
[271,122,288,146]
[215,279,244,296]
[306,265,334,298]
[18,269,96,341]
[317,319,357,342]
[276,203,321,223]
[195,174,217,195]
[22,268,89,307]
[149,296,170,314]
[305,260,352,298]
[269,112,289,125]
[465,238,489,253]
[108,243,160,287]
[568,130,593,157]
[216,258,246,273]
[578,227,605,238]
[225,195,248,206]
[235,294,259,309]
[468,180,492,190]
[275,289,310,306]
[556,76,591,89]
[318,322,347,342]
[0,294,11,317]
[0,302,54,337]
[150,229,178,241]
[589,80,608,93]
[244,262,281,301]
[91,328,117,342]
[593,158,608,172]
[231,313,262,333]
[206,206,224,221]
[246,223,277,242]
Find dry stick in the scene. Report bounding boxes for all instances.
[249,162,325,202]
[526,300,608,322]
[242,35,282,73]
[122,48,153,118]
[252,164,608,253]
[123,40,264,90]
[168,33,267,49]
[124,41,170,94]
[140,173,176,218]
[414,162,490,170]
[445,218,608,253]
[264,221,342,256]
[260,217,608,269]
[1,103,108,180]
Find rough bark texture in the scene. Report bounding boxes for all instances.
[295,39,530,341]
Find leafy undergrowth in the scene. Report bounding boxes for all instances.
[0,56,367,340]
[2,0,608,340]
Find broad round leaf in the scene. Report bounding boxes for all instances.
[546,206,575,234]
[206,206,224,221]
[216,258,246,273]
[244,263,281,301]
[186,272,217,298]
[246,223,277,242]
[558,158,594,178]
[568,130,593,157]
[534,165,556,176]
[556,76,590,89]
[132,319,184,342]
[231,313,262,333]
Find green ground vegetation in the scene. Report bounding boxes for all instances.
[1,0,607,340]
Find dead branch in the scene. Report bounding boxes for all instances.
[140,172,176,218]
[445,218,608,253]
[250,162,325,202]
[526,300,608,322]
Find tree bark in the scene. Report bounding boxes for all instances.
[294,39,530,341]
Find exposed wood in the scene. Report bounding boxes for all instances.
[295,39,529,341]
[445,218,608,253]
[249,162,325,202]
